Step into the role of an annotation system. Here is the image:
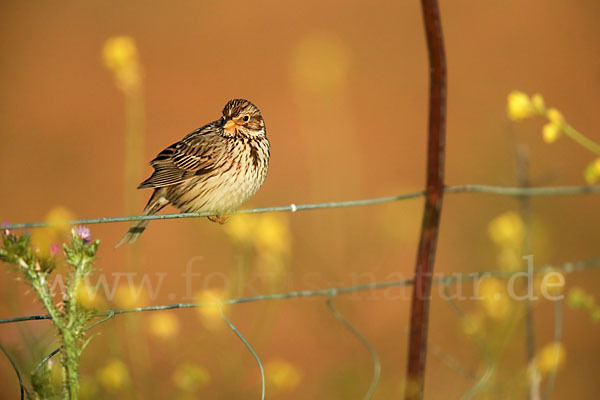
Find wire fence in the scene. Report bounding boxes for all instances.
[3,184,599,230]
[1,184,600,399]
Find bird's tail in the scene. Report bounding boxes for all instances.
[115,190,169,248]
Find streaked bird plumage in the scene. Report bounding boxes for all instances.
[116,99,270,247]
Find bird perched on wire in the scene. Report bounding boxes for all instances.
[116,99,270,247]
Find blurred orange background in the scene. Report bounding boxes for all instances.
[1,0,599,398]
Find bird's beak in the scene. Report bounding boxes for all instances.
[223,119,236,132]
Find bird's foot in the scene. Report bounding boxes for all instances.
[208,215,229,224]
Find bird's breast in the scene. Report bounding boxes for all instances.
[169,138,269,214]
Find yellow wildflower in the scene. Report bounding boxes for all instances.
[172,363,211,392]
[225,214,291,255]
[148,312,180,339]
[584,158,600,184]
[479,278,511,319]
[507,91,535,120]
[265,359,302,393]
[488,211,524,249]
[531,93,545,111]
[254,214,291,255]
[98,359,130,391]
[224,214,258,244]
[567,287,595,310]
[102,36,142,93]
[114,284,148,308]
[32,206,76,255]
[536,343,566,374]
[542,123,561,143]
[546,108,564,125]
[75,283,105,309]
[196,289,228,331]
[46,207,76,233]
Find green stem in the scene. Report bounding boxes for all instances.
[25,256,88,400]
[60,330,79,400]
[28,274,80,399]
[561,123,600,156]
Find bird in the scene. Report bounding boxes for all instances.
[116,99,270,247]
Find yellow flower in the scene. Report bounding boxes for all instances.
[488,211,524,249]
[103,36,137,70]
[114,284,148,308]
[32,206,76,255]
[102,36,142,93]
[265,359,302,393]
[225,214,291,255]
[479,278,511,319]
[148,312,180,339]
[224,214,258,244]
[75,283,105,309]
[507,91,535,120]
[254,214,291,255]
[46,207,76,233]
[546,108,564,125]
[584,158,600,184]
[567,287,595,310]
[98,359,130,391]
[542,122,561,143]
[196,289,228,330]
[536,343,566,374]
[531,93,545,111]
[172,363,211,392]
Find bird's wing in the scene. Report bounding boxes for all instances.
[138,124,225,189]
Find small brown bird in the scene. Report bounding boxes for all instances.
[116,99,269,247]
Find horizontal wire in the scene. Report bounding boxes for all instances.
[2,184,599,230]
[1,257,598,325]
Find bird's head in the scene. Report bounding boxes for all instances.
[220,99,265,138]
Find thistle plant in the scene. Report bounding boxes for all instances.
[0,226,99,400]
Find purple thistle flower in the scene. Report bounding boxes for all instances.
[49,243,61,256]
[1,221,10,236]
[73,226,91,243]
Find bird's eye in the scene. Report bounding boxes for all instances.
[242,115,250,122]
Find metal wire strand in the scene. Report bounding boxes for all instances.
[2,184,599,230]
[0,340,25,400]
[1,257,598,326]
[219,307,265,400]
[326,291,381,400]
[442,283,494,400]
